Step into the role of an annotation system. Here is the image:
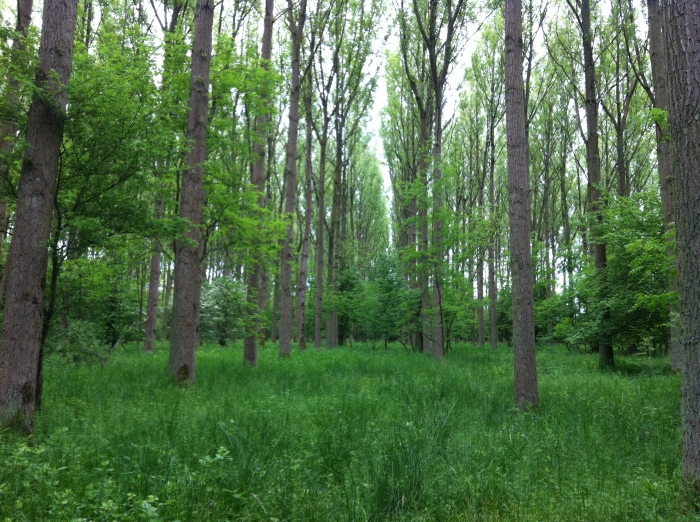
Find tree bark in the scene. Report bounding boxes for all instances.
[648,0,680,370]
[579,0,613,368]
[505,0,539,409]
[0,0,79,433]
[243,0,273,366]
[279,0,307,357]
[663,0,700,491]
[168,0,214,384]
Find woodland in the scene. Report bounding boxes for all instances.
[0,0,699,519]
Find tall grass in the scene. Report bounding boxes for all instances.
[0,343,683,521]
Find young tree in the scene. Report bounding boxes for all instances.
[0,0,79,432]
[243,0,274,367]
[505,0,539,409]
[411,0,466,358]
[169,0,215,383]
[662,0,700,491]
[279,0,308,357]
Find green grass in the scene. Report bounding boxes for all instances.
[0,342,686,521]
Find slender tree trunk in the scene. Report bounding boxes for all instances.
[298,79,313,351]
[662,0,700,491]
[578,0,612,367]
[488,180,498,349]
[477,253,485,347]
[271,271,280,343]
[648,0,680,370]
[244,0,273,366]
[0,0,78,432]
[314,135,327,348]
[505,0,539,409]
[162,262,172,338]
[326,108,343,349]
[169,0,214,383]
[144,202,164,353]
[279,0,307,357]
[419,113,431,353]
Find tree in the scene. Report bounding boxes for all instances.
[411,0,466,358]
[0,0,79,432]
[505,0,539,409]
[662,0,700,492]
[279,0,308,357]
[242,0,274,366]
[169,0,215,383]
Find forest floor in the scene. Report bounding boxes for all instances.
[0,341,687,521]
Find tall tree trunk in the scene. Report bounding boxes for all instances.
[0,0,78,433]
[279,0,307,357]
[505,0,539,409]
[243,0,273,366]
[298,79,313,351]
[579,0,612,368]
[314,134,327,348]
[419,112,431,353]
[648,0,680,370]
[662,0,700,491]
[271,270,280,343]
[488,137,498,349]
[326,104,343,349]
[168,0,214,384]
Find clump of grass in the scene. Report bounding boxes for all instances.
[0,342,683,521]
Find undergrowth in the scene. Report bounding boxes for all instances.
[0,342,684,521]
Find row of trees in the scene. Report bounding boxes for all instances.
[0,0,391,432]
[0,0,699,494]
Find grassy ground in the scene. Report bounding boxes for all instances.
[0,342,686,521]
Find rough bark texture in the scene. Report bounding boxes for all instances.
[663,0,700,490]
[505,0,539,410]
[0,0,78,433]
[243,0,273,366]
[279,0,307,357]
[168,0,214,383]
[648,0,680,370]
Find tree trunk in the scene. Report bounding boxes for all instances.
[162,262,172,338]
[298,79,313,351]
[579,0,613,368]
[144,203,164,353]
[662,0,700,485]
[243,0,273,366]
[314,134,327,348]
[648,0,680,370]
[663,0,700,490]
[505,0,539,410]
[168,0,214,384]
[0,0,78,433]
[279,0,307,357]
